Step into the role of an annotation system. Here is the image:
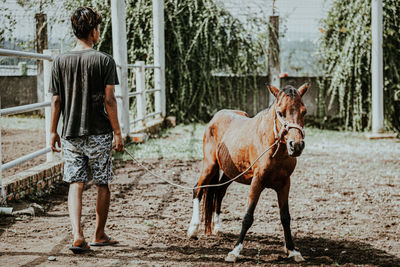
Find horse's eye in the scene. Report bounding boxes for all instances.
[277,111,284,117]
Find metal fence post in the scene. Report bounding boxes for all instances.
[0,96,4,201]
[44,49,59,162]
[153,0,166,117]
[111,0,130,137]
[136,61,146,125]
[371,0,384,133]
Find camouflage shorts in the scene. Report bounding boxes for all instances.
[61,133,114,185]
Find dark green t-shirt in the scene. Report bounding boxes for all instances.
[49,49,119,138]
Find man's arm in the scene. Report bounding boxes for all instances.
[50,95,61,152]
[104,84,124,152]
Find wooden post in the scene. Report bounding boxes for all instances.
[111,0,130,137]
[371,0,384,133]
[136,61,146,125]
[152,0,166,117]
[35,13,48,104]
[268,16,280,105]
[44,49,59,162]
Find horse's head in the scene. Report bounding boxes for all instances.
[268,83,308,157]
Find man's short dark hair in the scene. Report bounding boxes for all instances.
[71,7,102,39]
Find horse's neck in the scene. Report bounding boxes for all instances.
[255,106,277,145]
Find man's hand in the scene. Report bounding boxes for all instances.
[114,133,124,152]
[51,132,61,152]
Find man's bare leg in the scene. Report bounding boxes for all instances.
[93,184,116,243]
[68,182,85,245]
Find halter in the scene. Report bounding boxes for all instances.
[272,107,305,157]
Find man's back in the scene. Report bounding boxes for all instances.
[50,48,119,138]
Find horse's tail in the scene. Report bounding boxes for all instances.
[202,170,220,235]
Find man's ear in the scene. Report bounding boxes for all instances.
[268,85,280,98]
[298,83,309,97]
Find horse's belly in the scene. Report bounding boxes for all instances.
[217,142,253,185]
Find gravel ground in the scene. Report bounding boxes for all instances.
[1,121,399,266]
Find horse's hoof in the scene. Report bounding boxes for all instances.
[293,254,305,262]
[287,250,305,262]
[213,225,221,235]
[187,224,199,238]
[225,252,238,262]
[225,244,242,262]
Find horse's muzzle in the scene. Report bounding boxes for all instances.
[287,140,305,157]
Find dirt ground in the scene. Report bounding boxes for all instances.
[1,126,400,266]
[1,128,46,177]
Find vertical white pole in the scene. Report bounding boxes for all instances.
[153,0,166,117]
[111,0,130,136]
[136,61,146,126]
[371,0,384,133]
[44,49,59,162]
[0,97,4,201]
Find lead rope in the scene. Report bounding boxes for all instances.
[108,108,304,189]
[122,139,279,190]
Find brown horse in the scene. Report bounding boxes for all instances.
[187,84,308,262]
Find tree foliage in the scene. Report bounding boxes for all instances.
[72,0,268,122]
[318,0,400,133]
[2,0,267,122]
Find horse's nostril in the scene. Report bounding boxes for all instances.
[300,141,305,150]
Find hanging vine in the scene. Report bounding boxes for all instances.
[318,0,400,133]
[91,0,267,123]
[3,0,268,123]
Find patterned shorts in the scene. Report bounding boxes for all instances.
[61,133,114,185]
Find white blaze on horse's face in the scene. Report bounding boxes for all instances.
[272,83,308,157]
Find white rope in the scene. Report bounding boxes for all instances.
[123,139,279,190]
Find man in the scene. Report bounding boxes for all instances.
[49,6,124,254]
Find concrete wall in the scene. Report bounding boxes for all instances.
[214,75,338,118]
[0,76,37,109]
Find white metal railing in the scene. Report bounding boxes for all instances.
[116,61,163,128]
[0,48,59,200]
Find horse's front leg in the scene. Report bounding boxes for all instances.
[225,181,263,262]
[277,180,304,262]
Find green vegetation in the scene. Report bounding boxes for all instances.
[318,0,400,134]
[0,115,44,130]
[119,123,205,161]
[71,0,268,123]
[118,123,393,160]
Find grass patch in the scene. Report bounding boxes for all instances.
[119,123,206,161]
[1,115,45,130]
[120,124,400,160]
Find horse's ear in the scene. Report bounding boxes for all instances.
[267,85,280,97]
[298,83,309,97]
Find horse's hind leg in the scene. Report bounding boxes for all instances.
[187,157,218,238]
[277,181,304,262]
[225,180,263,262]
[212,173,231,235]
